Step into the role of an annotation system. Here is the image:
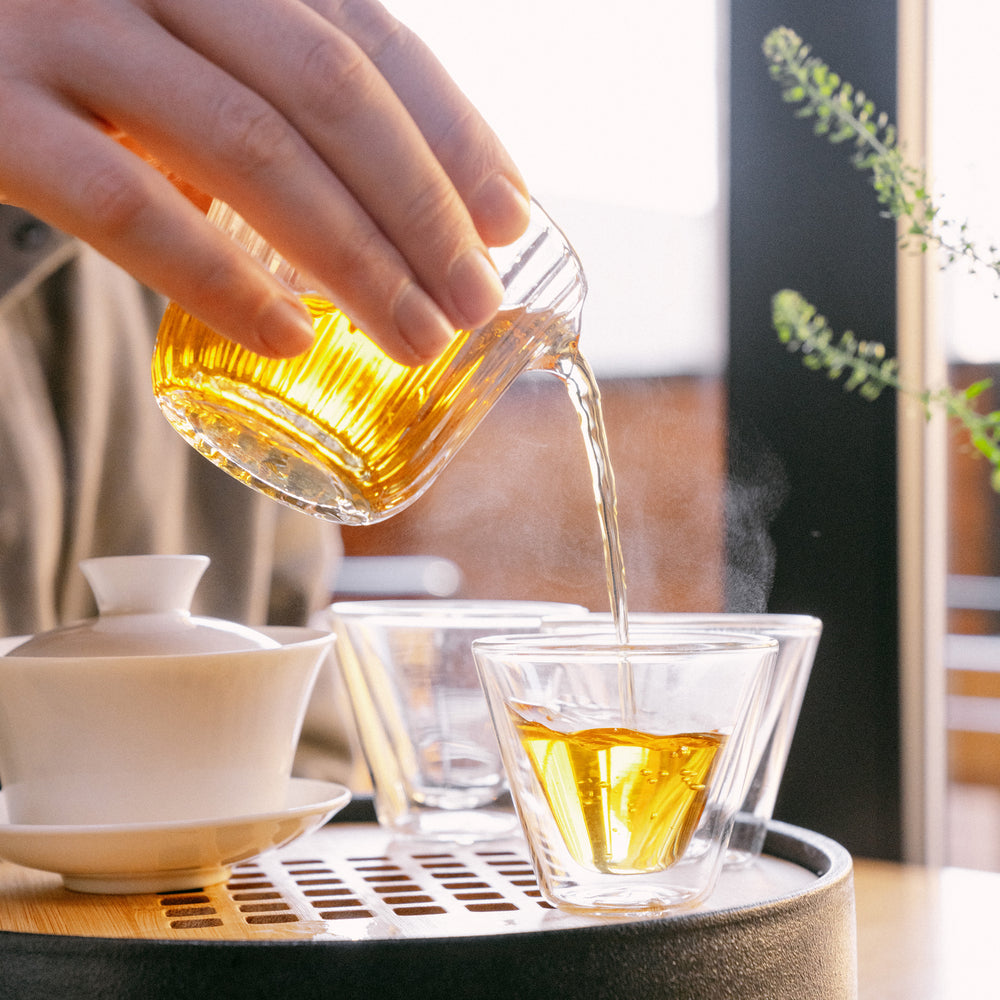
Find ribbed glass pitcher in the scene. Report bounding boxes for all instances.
[151,199,586,524]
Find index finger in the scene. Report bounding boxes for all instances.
[147,0,521,336]
[31,0,477,362]
[313,0,531,247]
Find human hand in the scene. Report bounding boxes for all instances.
[0,0,530,362]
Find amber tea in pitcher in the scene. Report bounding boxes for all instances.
[152,200,586,525]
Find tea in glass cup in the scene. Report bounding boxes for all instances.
[540,612,822,863]
[472,630,777,915]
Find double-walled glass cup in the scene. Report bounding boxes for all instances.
[540,613,822,863]
[328,600,587,843]
[473,630,778,915]
[152,200,586,524]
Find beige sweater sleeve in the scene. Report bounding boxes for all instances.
[0,207,342,635]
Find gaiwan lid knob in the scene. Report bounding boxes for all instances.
[8,555,280,656]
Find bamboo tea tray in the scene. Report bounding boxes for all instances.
[0,808,857,999]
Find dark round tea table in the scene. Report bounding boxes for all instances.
[0,803,857,1000]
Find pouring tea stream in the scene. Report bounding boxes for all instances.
[152,198,632,647]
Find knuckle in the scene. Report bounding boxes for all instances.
[212,91,299,180]
[332,0,407,58]
[185,249,272,336]
[190,239,251,309]
[432,105,487,167]
[402,182,463,255]
[298,35,379,121]
[348,1,408,63]
[79,163,148,238]
[329,224,388,291]
[318,223,400,314]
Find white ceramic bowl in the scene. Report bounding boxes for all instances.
[0,626,332,827]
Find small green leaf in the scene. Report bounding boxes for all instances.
[964,379,993,400]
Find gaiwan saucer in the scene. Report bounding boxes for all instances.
[0,777,350,894]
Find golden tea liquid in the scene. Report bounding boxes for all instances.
[559,355,634,718]
[513,708,724,874]
[561,355,629,645]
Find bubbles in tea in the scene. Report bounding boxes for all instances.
[511,706,724,874]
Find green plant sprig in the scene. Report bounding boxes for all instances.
[773,289,1000,489]
[763,26,1000,281]
[764,27,1000,490]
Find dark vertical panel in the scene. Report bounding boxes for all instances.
[727,1,902,858]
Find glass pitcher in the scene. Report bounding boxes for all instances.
[151,199,586,524]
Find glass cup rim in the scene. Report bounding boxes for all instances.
[471,629,780,659]
[328,599,590,629]
[540,612,823,637]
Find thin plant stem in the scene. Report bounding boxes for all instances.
[764,26,1000,489]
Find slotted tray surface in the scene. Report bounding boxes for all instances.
[0,820,858,1000]
[0,821,820,941]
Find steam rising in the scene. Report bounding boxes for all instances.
[724,431,788,613]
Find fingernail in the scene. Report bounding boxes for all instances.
[260,293,316,357]
[448,245,504,329]
[394,282,457,363]
[470,172,532,245]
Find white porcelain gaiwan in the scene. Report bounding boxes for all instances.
[0,555,334,829]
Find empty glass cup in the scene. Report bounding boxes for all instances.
[327,599,587,842]
[152,200,586,524]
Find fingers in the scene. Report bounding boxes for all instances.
[0,0,530,362]
[138,0,519,351]
[0,91,317,357]
[65,21,464,363]
[314,0,531,247]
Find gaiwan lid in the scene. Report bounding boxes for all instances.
[7,555,280,657]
